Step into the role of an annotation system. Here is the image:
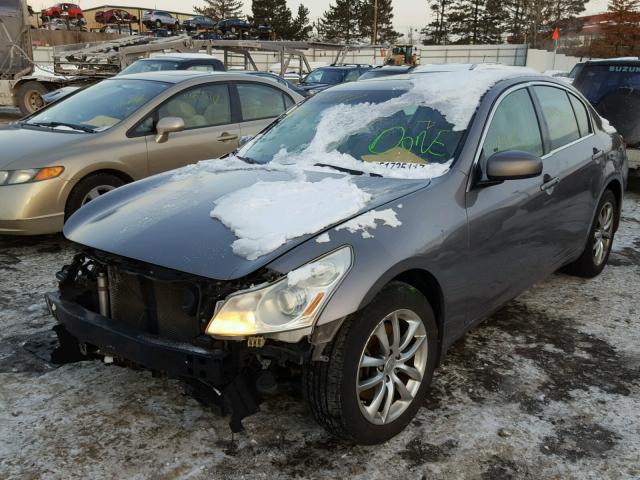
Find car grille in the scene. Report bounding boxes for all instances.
[107,266,200,343]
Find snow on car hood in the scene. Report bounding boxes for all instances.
[63,159,429,280]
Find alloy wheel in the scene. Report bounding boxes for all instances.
[593,201,614,266]
[81,185,116,205]
[356,309,428,425]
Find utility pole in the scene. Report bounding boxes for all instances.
[371,0,378,44]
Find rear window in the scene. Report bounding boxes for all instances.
[574,64,640,105]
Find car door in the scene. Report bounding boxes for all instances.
[464,86,560,324]
[234,82,295,137]
[143,82,242,175]
[530,85,603,261]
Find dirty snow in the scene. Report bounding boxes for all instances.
[210,177,372,260]
[1,190,638,479]
[335,208,402,239]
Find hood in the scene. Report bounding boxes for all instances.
[64,164,428,280]
[0,124,90,169]
[298,83,331,92]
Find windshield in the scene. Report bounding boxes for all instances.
[240,84,463,175]
[574,64,640,104]
[120,60,181,75]
[303,68,347,85]
[24,79,170,132]
[359,69,403,80]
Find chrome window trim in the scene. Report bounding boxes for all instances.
[467,80,594,192]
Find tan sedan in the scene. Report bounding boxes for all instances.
[0,71,303,235]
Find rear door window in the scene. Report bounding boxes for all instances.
[237,83,290,121]
[482,88,543,158]
[534,86,580,150]
[568,93,591,138]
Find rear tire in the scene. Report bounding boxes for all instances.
[65,173,125,221]
[155,19,162,29]
[16,81,48,115]
[303,281,438,444]
[563,189,617,278]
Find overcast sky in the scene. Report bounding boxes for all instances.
[33,0,609,32]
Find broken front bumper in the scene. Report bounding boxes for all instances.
[45,291,226,383]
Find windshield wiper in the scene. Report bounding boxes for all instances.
[236,155,258,164]
[314,163,382,177]
[25,121,96,133]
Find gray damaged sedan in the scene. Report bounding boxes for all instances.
[46,68,628,444]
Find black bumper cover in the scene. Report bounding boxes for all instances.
[45,292,226,384]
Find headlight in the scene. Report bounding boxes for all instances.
[206,246,352,337]
[0,167,64,186]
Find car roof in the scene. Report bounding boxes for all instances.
[584,57,640,65]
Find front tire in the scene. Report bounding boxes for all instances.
[65,173,125,220]
[303,281,438,444]
[564,189,617,278]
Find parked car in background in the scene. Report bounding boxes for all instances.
[0,71,302,234]
[232,70,309,97]
[46,69,627,444]
[40,2,83,21]
[183,15,216,31]
[358,65,416,80]
[95,9,137,24]
[119,53,225,75]
[574,58,640,175]
[216,17,251,38]
[43,54,226,105]
[298,64,372,95]
[142,10,179,30]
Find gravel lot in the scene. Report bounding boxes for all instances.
[0,104,638,479]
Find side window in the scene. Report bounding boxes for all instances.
[482,89,544,159]
[534,86,580,150]
[158,83,231,129]
[568,93,591,138]
[237,83,288,121]
[187,64,215,72]
[283,94,294,109]
[344,69,361,82]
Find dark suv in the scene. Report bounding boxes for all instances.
[573,58,640,174]
[298,64,372,95]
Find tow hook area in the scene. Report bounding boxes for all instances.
[50,324,91,364]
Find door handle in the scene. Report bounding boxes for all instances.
[592,148,604,163]
[217,133,238,142]
[540,175,560,191]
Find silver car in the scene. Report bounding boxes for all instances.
[46,69,627,444]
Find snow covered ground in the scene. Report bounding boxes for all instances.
[0,191,638,480]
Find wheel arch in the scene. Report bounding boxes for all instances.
[357,266,446,362]
[64,168,134,212]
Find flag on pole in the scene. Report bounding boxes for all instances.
[552,26,560,41]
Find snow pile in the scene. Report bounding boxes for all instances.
[335,208,402,239]
[316,233,331,243]
[210,177,371,260]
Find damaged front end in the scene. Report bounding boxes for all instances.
[45,250,311,432]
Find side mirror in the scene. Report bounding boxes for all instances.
[239,135,254,148]
[486,150,543,181]
[155,116,184,144]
